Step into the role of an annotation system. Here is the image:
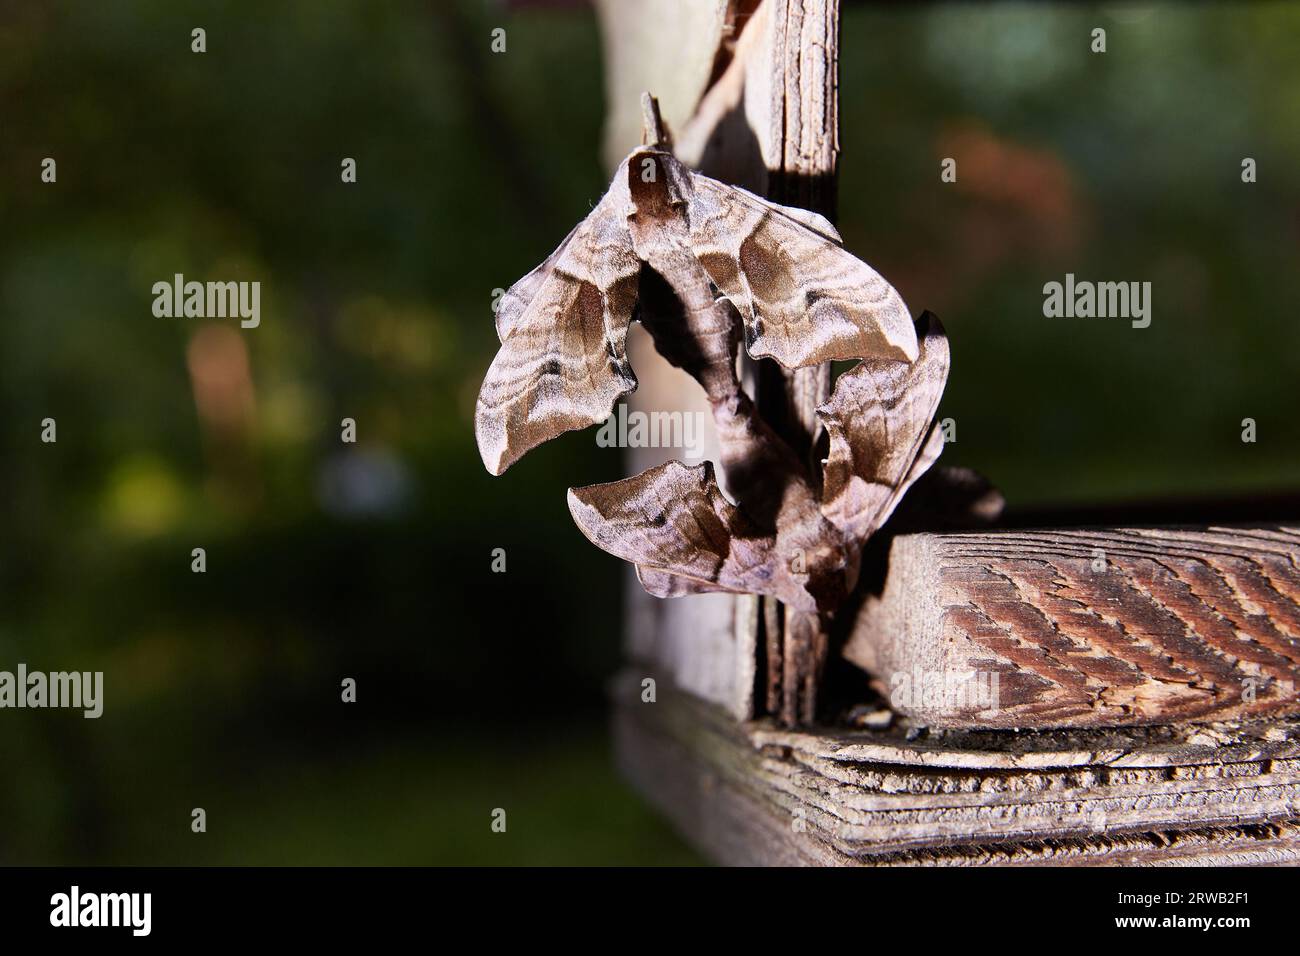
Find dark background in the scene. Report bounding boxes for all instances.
[1,1,1296,864]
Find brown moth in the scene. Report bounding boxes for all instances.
[475,144,916,477]
[476,100,949,614]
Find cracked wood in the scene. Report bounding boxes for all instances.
[613,670,1300,864]
[844,525,1300,728]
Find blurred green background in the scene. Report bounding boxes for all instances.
[0,1,1297,864]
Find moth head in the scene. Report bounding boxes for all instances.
[625,148,690,223]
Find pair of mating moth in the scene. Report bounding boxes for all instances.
[475,137,948,615]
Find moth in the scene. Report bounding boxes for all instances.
[476,105,949,614]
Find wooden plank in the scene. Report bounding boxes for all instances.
[613,671,1300,865]
[844,525,1300,728]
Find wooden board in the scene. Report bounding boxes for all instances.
[613,671,1300,865]
[844,525,1300,728]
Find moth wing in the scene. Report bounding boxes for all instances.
[687,175,918,368]
[475,191,643,476]
[818,312,950,542]
[635,566,742,598]
[888,419,945,523]
[567,460,778,595]
[747,197,841,245]
[494,222,581,342]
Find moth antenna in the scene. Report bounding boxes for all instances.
[639,91,672,150]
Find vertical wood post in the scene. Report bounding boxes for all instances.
[749,0,840,727]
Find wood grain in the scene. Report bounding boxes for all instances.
[763,0,839,729]
[613,670,1300,865]
[845,525,1300,728]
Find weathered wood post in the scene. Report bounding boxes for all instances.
[751,0,840,728]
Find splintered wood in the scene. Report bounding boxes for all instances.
[845,525,1300,728]
[613,673,1300,866]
